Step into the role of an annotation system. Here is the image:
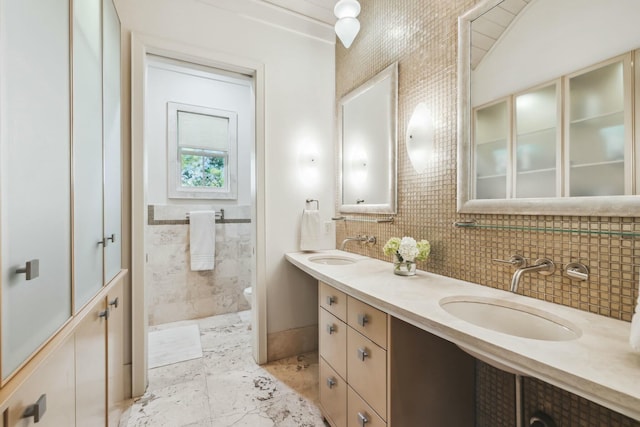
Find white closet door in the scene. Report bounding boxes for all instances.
[73,0,104,310]
[103,0,122,284]
[0,0,72,378]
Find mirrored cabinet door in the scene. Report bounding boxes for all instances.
[474,99,509,199]
[0,0,72,379]
[514,83,560,198]
[566,56,631,197]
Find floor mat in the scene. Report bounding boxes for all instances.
[148,324,203,369]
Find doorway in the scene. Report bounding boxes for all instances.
[130,34,267,396]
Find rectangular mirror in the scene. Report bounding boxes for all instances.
[339,62,398,214]
[457,0,640,216]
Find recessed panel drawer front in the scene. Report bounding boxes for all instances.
[347,296,387,349]
[320,281,347,322]
[347,327,387,421]
[320,307,347,379]
[320,357,348,427]
[347,386,386,427]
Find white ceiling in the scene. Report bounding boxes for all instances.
[261,0,337,25]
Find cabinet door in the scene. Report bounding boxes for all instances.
[103,0,122,284]
[0,0,72,379]
[73,0,105,309]
[473,99,510,199]
[75,301,108,427]
[107,278,125,427]
[1,338,76,427]
[566,55,631,197]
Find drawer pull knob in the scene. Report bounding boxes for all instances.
[16,259,39,280]
[357,313,369,327]
[22,394,46,423]
[326,324,336,334]
[326,377,337,389]
[357,347,369,361]
[327,296,336,306]
[357,412,369,426]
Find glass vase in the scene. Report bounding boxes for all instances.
[393,254,416,276]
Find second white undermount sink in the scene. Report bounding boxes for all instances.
[308,255,358,265]
[439,296,581,341]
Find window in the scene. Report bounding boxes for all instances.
[168,102,237,199]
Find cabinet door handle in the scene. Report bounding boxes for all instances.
[98,238,107,247]
[107,233,116,243]
[326,296,336,306]
[357,412,369,426]
[109,297,119,309]
[16,259,39,280]
[326,377,336,389]
[326,324,336,334]
[357,347,369,361]
[22,394,47,423]
[357,313,369,327]
[98,309,110,319]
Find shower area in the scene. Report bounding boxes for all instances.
[143,54,256,367]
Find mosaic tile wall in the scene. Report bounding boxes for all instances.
[146,205,252,326]
[335,0,640,424]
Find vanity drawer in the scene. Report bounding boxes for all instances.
[319,307,347,379]
[347,386,386,427]
[347,327,387,421]
[320,281,347,322]
[320,357,348,427]
[347,296,387,349]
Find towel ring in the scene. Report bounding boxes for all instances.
[305,199,319,210]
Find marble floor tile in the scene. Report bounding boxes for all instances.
[123,311,327,427]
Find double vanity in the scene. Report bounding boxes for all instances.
[286,250,640,425]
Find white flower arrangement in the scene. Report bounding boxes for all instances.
[383,236,430,263]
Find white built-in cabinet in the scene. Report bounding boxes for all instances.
[473,52,635,199]
[0,0,125,424]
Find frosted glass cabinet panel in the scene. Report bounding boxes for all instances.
[103,0,122,283]
[514,83,559,198]
[73,0,105,309]
[567,58,630,197]
[0,0,72,379]
[474,100,508,199]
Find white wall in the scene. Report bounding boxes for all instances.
[145,57,253,206]
[117,0,335,337]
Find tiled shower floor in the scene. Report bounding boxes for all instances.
[120,311,327,427]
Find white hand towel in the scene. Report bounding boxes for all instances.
[300,209,323,251]
[189,210,216,271]
[630,281,640,351]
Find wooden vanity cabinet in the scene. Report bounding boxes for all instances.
[318,281,475,427]
[319,282,388,426]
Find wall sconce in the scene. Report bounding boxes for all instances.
[406,102,435,173]
[334,0,361,49]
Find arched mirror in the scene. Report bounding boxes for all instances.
[457,0,640,216]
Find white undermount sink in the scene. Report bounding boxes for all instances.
[308,255,358,265]
[439,296,581,341]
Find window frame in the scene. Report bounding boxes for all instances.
[167,102,238,199]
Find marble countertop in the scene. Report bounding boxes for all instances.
[285,250,640,421]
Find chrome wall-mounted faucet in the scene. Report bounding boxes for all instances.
[510,258,555,293]
[340,235,376,250]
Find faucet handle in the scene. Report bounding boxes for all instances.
[492,255,526,267]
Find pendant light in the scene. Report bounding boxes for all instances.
[334,0,361,48]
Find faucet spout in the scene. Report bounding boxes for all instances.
[340,235,376,251]
[510,258,555,293]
